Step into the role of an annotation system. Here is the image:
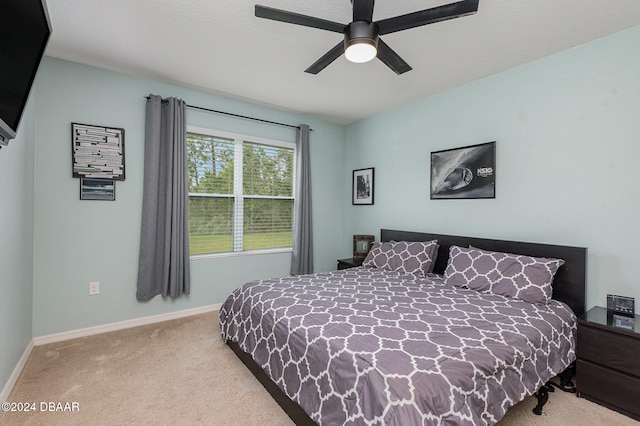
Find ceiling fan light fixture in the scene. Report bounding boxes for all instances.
[345,41,377,63]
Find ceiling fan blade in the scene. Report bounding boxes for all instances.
[255,5,345,33]
[376,39,412,75]
[305,42,345,74]
[377,0,479,35]
[352,0,375,22]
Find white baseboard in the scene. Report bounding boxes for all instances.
[0,339,34,403]
[33,303,221,346]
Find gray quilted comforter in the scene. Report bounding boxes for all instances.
[219,267,576,425]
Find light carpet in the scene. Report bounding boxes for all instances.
[1,311,637,425]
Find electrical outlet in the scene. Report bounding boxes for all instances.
[89,281,100,296]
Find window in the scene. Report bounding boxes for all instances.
[187,127,295,256]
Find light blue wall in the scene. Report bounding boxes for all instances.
[31,58,345,336]
[344,25,640,309]
[0,94,35,388]
[15,24,640,343]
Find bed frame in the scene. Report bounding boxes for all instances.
[226,229,587,425]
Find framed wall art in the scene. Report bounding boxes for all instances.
[430,141,495,199]
[71,123,125,180]
[80,178,115,201]
[352,167,374,205]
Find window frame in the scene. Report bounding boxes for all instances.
[187,125,297,260]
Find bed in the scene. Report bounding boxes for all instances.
[219,229,587,425]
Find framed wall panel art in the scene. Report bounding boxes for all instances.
[71,123,125,180]
[430,141,495,199]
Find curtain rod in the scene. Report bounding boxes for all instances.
[144,96,312,131]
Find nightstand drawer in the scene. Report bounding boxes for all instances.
[577,359,640,420]
[578,324,640,376]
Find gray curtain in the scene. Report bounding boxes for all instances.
[137,94,190,300]
[291,124,313,275]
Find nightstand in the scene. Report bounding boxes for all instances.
[576,306,640,421]
[337,257,364,270]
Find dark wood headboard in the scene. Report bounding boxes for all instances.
[381,229,587,316]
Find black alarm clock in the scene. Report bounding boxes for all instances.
[606,294,635,317]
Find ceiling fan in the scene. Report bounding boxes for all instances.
[255,0,480,75]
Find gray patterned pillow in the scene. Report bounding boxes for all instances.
[363,240,438,277]
[363,241,393,267]
[443,245,565,304]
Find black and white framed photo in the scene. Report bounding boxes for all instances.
[430,141,495,199]
[80,178,115,201]
[352,167,374,205]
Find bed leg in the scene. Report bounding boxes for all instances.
[532,386,549,415]
[532,362,577,416]
[546,362,577,393]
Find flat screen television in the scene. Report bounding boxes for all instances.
[0,0,52,146]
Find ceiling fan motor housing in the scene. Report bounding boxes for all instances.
[344,21,379,51]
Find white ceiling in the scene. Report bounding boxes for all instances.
[44,0,640,125]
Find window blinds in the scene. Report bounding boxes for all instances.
[187,132,294,255]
